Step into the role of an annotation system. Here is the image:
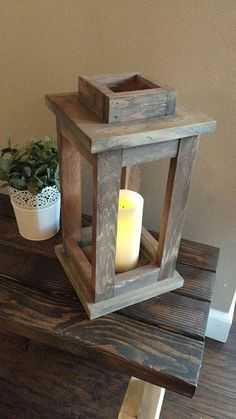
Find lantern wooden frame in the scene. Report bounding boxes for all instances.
[46,74,216,319]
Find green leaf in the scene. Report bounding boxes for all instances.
[1,135,58,192]
[27,181,39,196]
[0,159,10,174]
[10,177,27,190]
[7,132,12,148]
[38,175,48,185]
[34,164,47,176]
[22,166,31,177]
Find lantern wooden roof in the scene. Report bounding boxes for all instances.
[46,92,216,154]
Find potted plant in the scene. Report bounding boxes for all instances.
[0,135,60,240]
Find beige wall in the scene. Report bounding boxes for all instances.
[1,0,235,311]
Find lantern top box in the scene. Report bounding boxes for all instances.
[78,72,177,123]
[46,72,216,319]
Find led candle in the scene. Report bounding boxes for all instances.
[115,189,144,273]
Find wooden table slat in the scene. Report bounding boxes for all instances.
[0,275,203,397]
[0,332,128,419]
[119,293,210,341]
[174,263,216,303]
[151,231,219,273]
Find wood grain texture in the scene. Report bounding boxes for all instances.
[121,165,141,191]
[0,275,204,397]
[78,73,176,123]
[163,316,236,418]
[92,150,122,301]
[160,399,215,419]
[141,226,158,262]
[0,243,75,299]
[119,293,210,341]
[78,75,109,120]
[57,122,81,242]
[175,262,216,302]
[157,136,199,280]
[108,90,169,123]
[57,244,183,319]
[46,93,216,154]
[150,229,219,273]
[0,193,14,217]
[0,215,61,258]
[0,332,128,419]
[59,117,96,166]
[64,238,92,294]
[122,139,178,166]
[0,193,220,399]
[115,264,160,295]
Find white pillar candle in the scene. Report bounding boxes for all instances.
[115,189,144,273]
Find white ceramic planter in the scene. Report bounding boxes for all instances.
[9,186,60,241]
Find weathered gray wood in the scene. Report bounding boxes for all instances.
[64,238,92,294]
[122,139,178,166]
[78,73,176,123]
[78,75,111,121]
[115,264,160,295]
[108,90,169,123]
[121,165,141,191]
[59,117,96,166]
[55,244,93,314]
[78,244,150,269]
[56,243,183,319]
[56,121,81,242]
[92,150,122,302]
[46,93,216,154]
[80,225,92,247]
[167,89,177,115]
[81,72,138,92]
[157,136,200,280]
[141,226,158,262]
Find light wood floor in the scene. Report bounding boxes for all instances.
[161,314,236,419]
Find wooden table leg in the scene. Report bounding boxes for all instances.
[119,377,166,419]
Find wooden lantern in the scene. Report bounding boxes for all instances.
[46,72,216,319]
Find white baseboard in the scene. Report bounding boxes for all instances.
[206,291,236,343]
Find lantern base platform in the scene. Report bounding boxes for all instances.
[55,243,184,320]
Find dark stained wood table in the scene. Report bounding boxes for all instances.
[0,193,219,417]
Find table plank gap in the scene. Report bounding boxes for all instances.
[118,293,210,341]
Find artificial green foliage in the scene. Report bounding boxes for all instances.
[0,134,60,196]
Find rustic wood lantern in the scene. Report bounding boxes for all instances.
[46,72,216,319]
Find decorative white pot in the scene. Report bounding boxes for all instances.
[9,186,60,241]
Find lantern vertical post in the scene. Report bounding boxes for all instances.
[92,150,122,302]
[56,120,82,245]
[157,136,200,280]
